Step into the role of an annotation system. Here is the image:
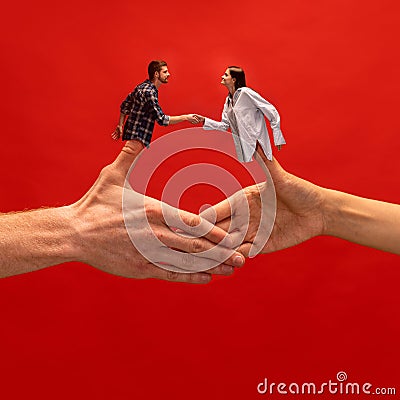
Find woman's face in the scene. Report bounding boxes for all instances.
[221,68,235,89]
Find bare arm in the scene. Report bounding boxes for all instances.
[323,189,400,254]
[144,89,199,125]
[0,207,76,277]
[112,92,134,140]
[203,156,400,256]
[168,115,199,125]
[118,112,126,126]
[111,113,127,140]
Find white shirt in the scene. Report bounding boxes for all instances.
[203,87,286,162]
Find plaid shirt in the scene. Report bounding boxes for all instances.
[121,80,170,146]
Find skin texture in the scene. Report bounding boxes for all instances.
[0,141,245,282]
[201,153,325,257]
[204,150,400,257]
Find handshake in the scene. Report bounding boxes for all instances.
[186,114,205,125]
[111,114,205,140]
[1,141,398,281]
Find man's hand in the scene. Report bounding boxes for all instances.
[0,141,245,282]
[192,114,205,124]
[186,114,202,124]
[69,141,245,282]
[111,125,122,140]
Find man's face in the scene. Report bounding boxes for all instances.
[157,66,170,84]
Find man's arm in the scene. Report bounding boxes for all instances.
[168,115,199,125]
[145,89,199,126]
[118,112,126,127]
[0,207,76,278]
[112,92,134,140]
[111,113,127,140]
[0,142,245,281]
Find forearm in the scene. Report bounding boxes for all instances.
[203,117,229,132]
[323,189,400,254]
[118,113,127,126]
[168,115,188,125]
[0,207,77,277]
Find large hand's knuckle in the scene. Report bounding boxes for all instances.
[190,239,204,253]
[145,203,161,222]
[181,253,196,269]
[144,203,156,215]
[167,270,180,281]
[141,228,157,245]
[156,230,166,243]
[186,215,199,228]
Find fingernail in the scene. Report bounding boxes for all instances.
[233,255,244,266]
[201,274,212,283]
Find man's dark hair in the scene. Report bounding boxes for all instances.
[148,60,168,80]
[228,66,246,90]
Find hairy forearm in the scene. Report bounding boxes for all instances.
[0,207,77,277]
[323,189,400,254]
[168,115,188,125]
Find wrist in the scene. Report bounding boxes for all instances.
[321,188,347,237]
[67,202,96,265]
[58,205,84,263]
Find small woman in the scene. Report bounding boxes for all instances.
[196,66,286,163]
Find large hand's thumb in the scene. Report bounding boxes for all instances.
[112,141,144,179]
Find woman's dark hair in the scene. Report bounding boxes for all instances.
[148,60,168,80]
[228,66,246,90]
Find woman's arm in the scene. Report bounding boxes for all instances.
[323,188,400,254]
[197,99,230,132]
[202,157,400,256]
[244,88,286,146]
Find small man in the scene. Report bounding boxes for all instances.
[112,60,199,151]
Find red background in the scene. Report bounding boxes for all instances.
[1,0,399,398]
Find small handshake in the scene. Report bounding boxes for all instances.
[111,114,205,140]
[186,114,205,124]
